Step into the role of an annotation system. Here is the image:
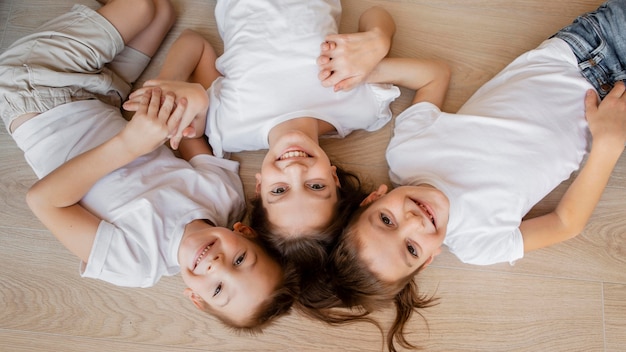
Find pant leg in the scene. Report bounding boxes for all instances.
[552,0,626,98]
[0,4,127,132]
[105,47,151,95]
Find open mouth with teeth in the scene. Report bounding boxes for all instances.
[193,241,215,270]
[277,150,310,161]
[415,200,436,227]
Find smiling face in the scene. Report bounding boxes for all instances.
[178,222,282,326]
[256,130,340,237]
[353,185,450,283]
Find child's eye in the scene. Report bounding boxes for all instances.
[380,213,393,226]
[407,243,418,258]
[307,183,325,190]
[271,186,287,195]
[213,283,222,297]
[234,253,246,266]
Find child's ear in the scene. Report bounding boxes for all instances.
[331,165,340,187]
[255,173,262,195]
[360,184,388,206]
[419,247,442,272]
[233,222,258,239]
[184,288,207,311]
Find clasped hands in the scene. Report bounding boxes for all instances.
[122,30,388,150]
[123,80,209,150]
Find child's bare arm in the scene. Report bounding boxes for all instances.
[318,6,395,92]
[368,57,450,109]
[26,89,184,262]
[521,83,626,252]
[178,135,213,162]
[154,29,220,89]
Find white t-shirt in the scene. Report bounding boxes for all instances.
[13,100,246,287]
[387,38,591,265]
[205,0,400,157]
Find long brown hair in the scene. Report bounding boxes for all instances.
[249,163,368,275]
[327,210,439,352]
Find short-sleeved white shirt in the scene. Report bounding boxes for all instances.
[205,0,400,157]
[387,39,591,265]
[13,100,246,287]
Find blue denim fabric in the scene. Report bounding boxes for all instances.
[552,0,626,98]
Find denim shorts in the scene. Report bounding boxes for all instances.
[552,0,626,98]
[0,4,150,133]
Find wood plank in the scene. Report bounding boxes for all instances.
[604,283,626,351]
[415,268,605,351]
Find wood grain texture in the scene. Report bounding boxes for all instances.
[1,0,624,351]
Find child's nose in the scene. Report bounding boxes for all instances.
[205,253,223,272]
[405,211,428,229]
[284,161,308,172]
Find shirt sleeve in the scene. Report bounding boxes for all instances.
[187,154,246,227]
[446,227,525,266]
[81,221,159,288]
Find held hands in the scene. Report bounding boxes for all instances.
[120,87,186,157]
[124,79,210,150]
[317,28,391,92]
[585,81,626,151]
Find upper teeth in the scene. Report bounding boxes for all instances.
[196,244,211,267]
[418,203,435,224]
[279,150,309,160]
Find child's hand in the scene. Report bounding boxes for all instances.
[124,79,209,150]
[121,88,186,157]
[317,29,391,92]
[585,81,626,150]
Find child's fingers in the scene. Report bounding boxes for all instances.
[323,34,343,46]
[320,40,337,52]
[142,79,162,88]
[147,88,162,117]
[165,100,188,146]
[584,89,599,119]
[123,100,139,112]
[137,88,152,114]
[334,76,360,92]
[128,87,152,100]
[181,126,197,138]
[169,125,187,150]
[317,57,336,86]
[318,69,333,84]
[609,80,626,98]
[167,98,190,150]
[169,135,181,150]
[316,55,331,65]
[321,70,354,90]
[129,80,164,107]
[157,92,176,126]
[125,87,154,111]
[123,94,147,111]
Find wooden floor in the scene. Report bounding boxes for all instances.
[1,0,625,351]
